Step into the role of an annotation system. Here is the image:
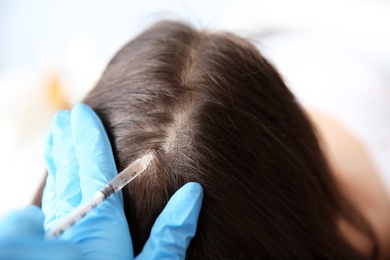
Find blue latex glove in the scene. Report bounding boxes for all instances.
[41,104,203,259]
[0,206,81,260]
[0,186,203,260]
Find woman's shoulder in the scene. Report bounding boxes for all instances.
[307,109,390,259]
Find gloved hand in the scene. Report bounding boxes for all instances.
[42,104,204,259]
[0,206,82,260]
[0,184,203,260]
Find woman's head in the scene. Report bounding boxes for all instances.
[83,21,373,258]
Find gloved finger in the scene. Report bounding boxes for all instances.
[0,206,82,260]
[137,182,204,260]
[70,104,120,204]
[42,133,57,228]
[43,133,56,177]
[51,110,81,219]
[0,240,82,260]
[0,206,44,239]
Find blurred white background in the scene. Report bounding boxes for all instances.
[0,0,389,215]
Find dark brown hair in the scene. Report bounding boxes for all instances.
[35,21,377,259]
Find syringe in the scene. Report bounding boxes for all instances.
[46,153,154,239]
